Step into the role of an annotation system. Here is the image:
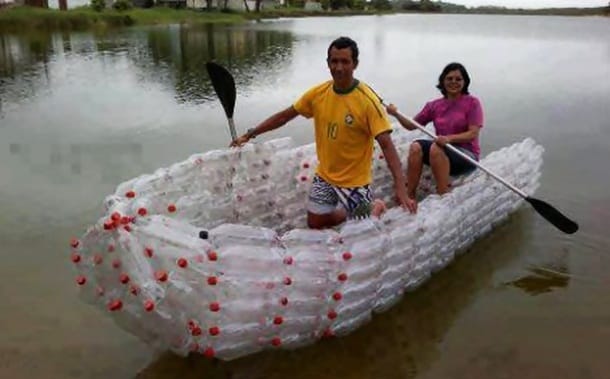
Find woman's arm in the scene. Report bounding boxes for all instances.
[436,124,480,145]
[385,103,417,131]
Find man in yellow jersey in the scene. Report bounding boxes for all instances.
[230,36,415,229]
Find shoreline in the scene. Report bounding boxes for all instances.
[0,5,608,33]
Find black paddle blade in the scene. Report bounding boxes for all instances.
[526,197,579,234]
[206,62,236,119]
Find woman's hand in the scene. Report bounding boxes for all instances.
[435,135,450,147]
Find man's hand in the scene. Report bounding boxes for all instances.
[376,131,415,214]
[394,184,417,214]
[229,134,250,148]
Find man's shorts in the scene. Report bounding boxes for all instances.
[415,139,477,176]
[307,175,373,218]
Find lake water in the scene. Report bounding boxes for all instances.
[0,13,609,379]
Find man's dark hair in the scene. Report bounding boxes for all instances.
[327,36,359,64]
[436,62,471,97]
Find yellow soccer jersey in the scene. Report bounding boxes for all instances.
[293,80,392,187]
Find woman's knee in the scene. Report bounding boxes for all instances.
[408,142,422,159]
[429,143,448,162]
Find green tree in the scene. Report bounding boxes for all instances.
[371,0,391,10]
[91,0,105,11]
[329,0,348,10]
[420,0,441,12]
[112,0,133,11]
[352,0,365,9]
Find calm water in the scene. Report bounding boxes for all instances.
[1,14,609,379]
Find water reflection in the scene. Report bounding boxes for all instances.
[506,266,570,295]
[140,24,294,103]
[0,24,294,191]
[0,32,52,109]
[0,24,294,110]
[0,32,52,77]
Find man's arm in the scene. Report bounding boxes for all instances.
[230,106,299,147]
[376,131,415,213]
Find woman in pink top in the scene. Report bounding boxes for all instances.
[386,62,484,212]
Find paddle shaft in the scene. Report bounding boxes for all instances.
[385,104,529,199]
[228,118,237,141]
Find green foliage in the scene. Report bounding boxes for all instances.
[352,0,365,10]
[287,0,305,8]
[112,0,133,11]
[396,0,441,12]
[0,6,136,32]
[90,0,105,12]
[3,2,605,35]
[420,0,441,12]
[435,1,467,13]
[370,0,391,10]
[220,7,239,13]
[329,0,348,10]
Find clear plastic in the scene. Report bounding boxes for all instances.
[71,129,544,360]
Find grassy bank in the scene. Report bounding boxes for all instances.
[0,6,130,32]
[1,5,607,33]
[0,5,384,33]
[0,6,246,33]
[245,6,385,20]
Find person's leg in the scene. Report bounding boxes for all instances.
[307,209,347,229]
[446,147,477,176]
[429,143,451,194]
[335,184,376,221]
[306,177,387,227]
[306,175,345,229]
[407,141,428,199]
[371,199,387,218]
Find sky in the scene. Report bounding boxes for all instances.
[444,0,607,8]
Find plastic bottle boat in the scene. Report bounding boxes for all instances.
[69,127,543,360]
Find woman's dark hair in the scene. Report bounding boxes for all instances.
[436,62,471,97]
[327,36,359,65]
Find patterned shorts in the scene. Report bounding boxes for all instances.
[307,175,373,218]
